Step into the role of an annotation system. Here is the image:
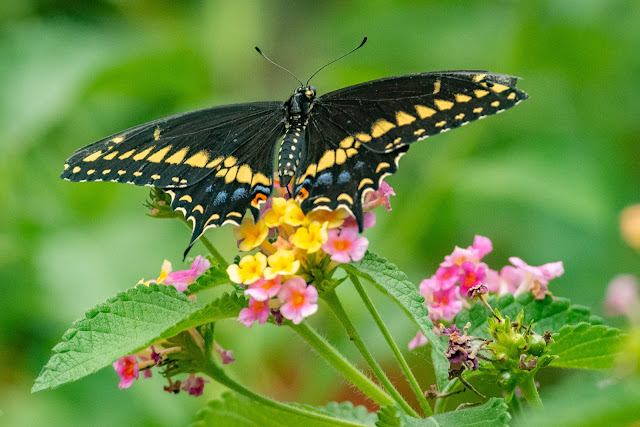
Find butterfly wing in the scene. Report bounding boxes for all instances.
[295,71,527,227]
[62,101,286,248]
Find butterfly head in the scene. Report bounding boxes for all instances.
[295,86,316,100]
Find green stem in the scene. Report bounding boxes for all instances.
[180,218,228,267]
[518,375,542,409]
[350,274,433,416]
[291,322,394,407]
[322,290,419,417]
[434,379,460,414]
[203,362,366,426]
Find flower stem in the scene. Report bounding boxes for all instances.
[518,375,543,409]
[350,274,433,416]
[202,362,367,426]
[290,322,394,408]
[433,379,461,414]
[322,289,419,417]
[179,218,228,267]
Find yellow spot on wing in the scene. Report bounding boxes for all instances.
[414,129,425,135]
[133,171,143,177]
[415,105,436,119]
[224,156,237,167]
[118,170,126,175]
[206,157,224,169]
[112,136,125,143]
[184,150,210,168]
[87,169,95,175]
[165,147,189,164]
[455,94,472,103]
[236,165,252,183]
[491,101,500,107]
[179,195,192,202]
[314,197,331,204]
[317,150,335,171]
[490,83,509,93]
[358,178,374,190]
[303,164,317,178]
[147,146,172,163]
[355,133,371,142]
[83,151,103,162]
[434,99,454,111]
[216,168,227,177]
[225,166,238,183]
[192,205,204,214]
[72,166,81,173]
[153,127,161,141]
[376,162,390,173]
[435,121,447,127]
[339,136,354,148]
[102,169,111,175]
[371,119,396,138]
[473,107,483,113]
[474,89,489,98]
[172,177,180,182]
[472,74,487,82]
[251,172,270,186]
[337,193,353,204]
[119,149,135,160]
[151,174,160,180]
[335,149,347,165]
[133,146,155,161]
[346,148,357,157]
[507,92,516,100]
[227,212,242,218]
[395,111,416,126]
[433,79,441,94]
[64,164,69,170]
[103,151,118,160]
[455,113,465,120]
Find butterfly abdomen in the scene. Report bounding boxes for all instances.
[278,117,306,188]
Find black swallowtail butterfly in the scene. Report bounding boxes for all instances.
[61,43,528,254]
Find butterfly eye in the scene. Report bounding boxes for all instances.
[305,87,316,98]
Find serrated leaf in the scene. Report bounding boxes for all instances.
[548,323,624,369]
[33,285,244,392]
[186,265,232,295]
[454,293,602,338]
[402,398,510,427]
[321,402,379,425]
[343,251,450,390]
[375,405,402,427]
[191,392,373,427]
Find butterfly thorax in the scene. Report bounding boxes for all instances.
[278,86,316,187]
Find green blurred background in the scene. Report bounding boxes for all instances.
[1,0,639,425]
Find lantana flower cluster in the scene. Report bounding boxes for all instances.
[113,256,230,395]
[229,182,394,327]
[409,236,564,350]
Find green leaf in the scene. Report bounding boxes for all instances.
[191,392,373,426]
[454,293,602,338]
[343,251,450,390]
[33,285,245,392]
[514,376,640,427]
[548,323,624,369]
[376,398,510,427]
[186,265,233,295]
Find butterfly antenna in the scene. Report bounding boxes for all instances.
[255,46,304,87]
[305,37,368,86]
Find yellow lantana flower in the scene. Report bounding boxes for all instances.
[226,252,267,284]
[264,198,288,228]
[264,250,301,279]
[284,199,306,226]
[305,208,349,229]
[292,221,328,253]
[234,217,269,252]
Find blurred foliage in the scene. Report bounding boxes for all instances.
[1,0,639,425]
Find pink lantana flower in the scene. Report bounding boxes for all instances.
[419,277,463,322]
[435,264,461,287]
[441,235,493,268]
[508,257,564,299]
[605,274,640,318]
[408,331,429,351]
[181,374,209,396]
[113,355,139,389]
[163,256,211,292]
[322,227,369,263]
[459,261,488,295]
[244,275,282,302]
[237,297,270,327]
[278,277,318,324]
[341,211,377,230]
[214,342,236,365]
[363,181,395,211]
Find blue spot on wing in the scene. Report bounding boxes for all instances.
[231,187,247,201]
[315,172,333,186]
[337,171,351,184]
[214,191,227,205]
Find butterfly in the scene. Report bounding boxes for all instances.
[61,45,528,255]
